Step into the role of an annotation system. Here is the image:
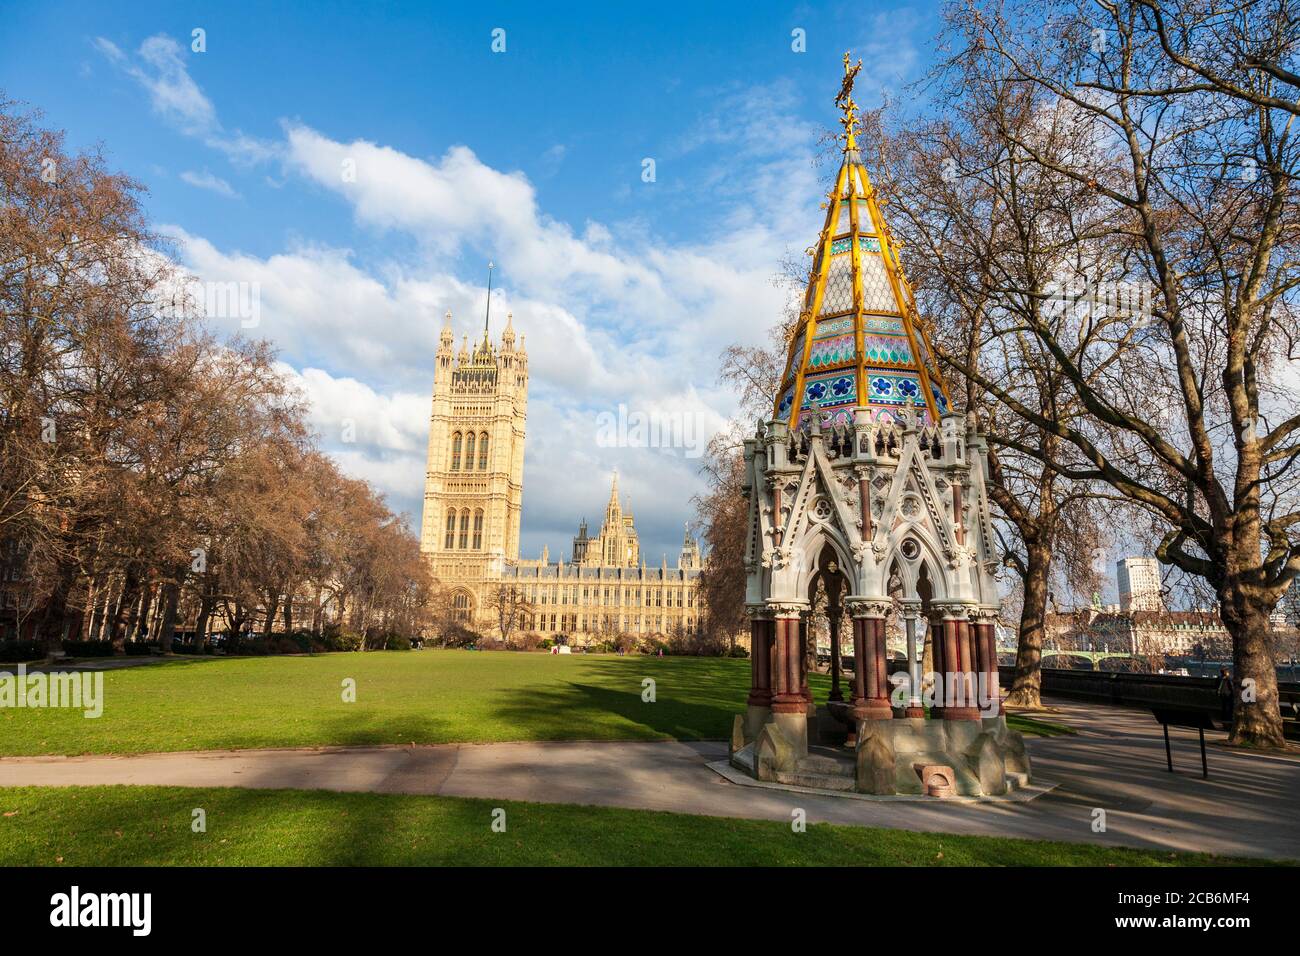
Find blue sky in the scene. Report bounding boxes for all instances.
[1,0,943,564]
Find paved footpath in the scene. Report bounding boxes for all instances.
[1,698,1297,859]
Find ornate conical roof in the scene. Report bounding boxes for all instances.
[773,54,950,430]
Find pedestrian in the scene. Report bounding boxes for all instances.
[1215,667,1234,726]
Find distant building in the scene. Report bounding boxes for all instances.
[498,477,702,642]
[418,311,702,642]
[1284,578,1300,627]
[1045,608,1230,658]
[1117,556,1164,612]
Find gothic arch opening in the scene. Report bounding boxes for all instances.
[451,589,474,623]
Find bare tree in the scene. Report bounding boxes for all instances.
[487,584,533,650]
[924,0,1300,745]
[864,84,1121,708]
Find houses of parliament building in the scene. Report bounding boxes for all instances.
[419,310,702,643]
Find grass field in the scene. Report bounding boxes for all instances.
[0,651,1070,756]
[0,784,1271,867]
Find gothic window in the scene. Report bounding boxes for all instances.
[458,509,470,549]
[450,432,462,470]
[478,432,489,470]
[453,592,470,622]
[472,510,483,550]
[464,433,476,471]
[444,512,455,549]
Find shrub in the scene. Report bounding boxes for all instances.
[665,629,730,657]
[438,624,484,648]
[320,625,363,652]
[61,640,116,658]
[384,633,412,651]
[0,640,42,662]
[514,631,542,652]
[608,631,639,654]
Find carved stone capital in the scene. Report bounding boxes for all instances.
[933,602,981,620]
[767,602,809,618]
[845,598,892,619]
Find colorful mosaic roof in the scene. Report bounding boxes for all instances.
[773,54,951,430]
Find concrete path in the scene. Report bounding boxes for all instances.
[1,698,1296,860]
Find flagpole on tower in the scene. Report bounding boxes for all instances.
[484,260,495,339]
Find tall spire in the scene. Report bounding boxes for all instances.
[482,261,495,344]
[773,53,951,430]
[502,311,516,350]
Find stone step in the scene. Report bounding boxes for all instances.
[1005,770,1030,791]
[775,770,859,792]
[796,753,856,777]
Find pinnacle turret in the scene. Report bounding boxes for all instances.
[773,53,950,431]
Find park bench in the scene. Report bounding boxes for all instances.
[1282,701,1300,742]
[1151,707,1215,779]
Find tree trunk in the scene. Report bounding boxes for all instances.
[282,585,294,635]
[1219,580,1285,748]
[136,585,154,643]
[80,574,98,644]
[311,585,323,636]
[158,579,180,653]
[194,596,212,652]
[1005,537,1052,708]
[88,575,110,641]
[263,589,279,638]
[36,560,79,656]
[115,575,141,653]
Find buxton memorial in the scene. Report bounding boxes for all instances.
[729,56,1030,798]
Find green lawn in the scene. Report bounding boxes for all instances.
[0,651,1071,756]
[0,784,1274,867]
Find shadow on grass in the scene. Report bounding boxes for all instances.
[488,656,757,741]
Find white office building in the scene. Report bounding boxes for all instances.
[1117,557,1164,612]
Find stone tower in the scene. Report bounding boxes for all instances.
[578,472,639,568]
[420,310,528,605]
[679,523,701,570]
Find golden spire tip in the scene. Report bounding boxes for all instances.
[836,51,863,151]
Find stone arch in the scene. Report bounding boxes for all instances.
[805,544,853,604]
[787,519,859,601]
[450,587,475,623]
[872,523,950,604]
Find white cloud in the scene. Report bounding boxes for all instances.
[132,34,217,136]
[94,33,276,164]
[179,169,239,198]
[115,47,826,557]
[539,143,567,176]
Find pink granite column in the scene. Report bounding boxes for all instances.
[747,615,772,708]
[770,613,804,715]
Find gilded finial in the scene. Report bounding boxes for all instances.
[836,51,862,150]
